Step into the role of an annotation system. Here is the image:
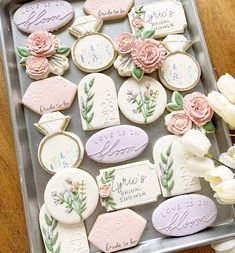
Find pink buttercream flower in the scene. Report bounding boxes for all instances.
[26,31,59,58]
[26,56,50,80]
[165,111,192,135]
[132,16,144,29]
[99,184,112,198]
[131,38,166,73]
[72,181,80,189]
[115,32,137,55]
[183,92,214,126]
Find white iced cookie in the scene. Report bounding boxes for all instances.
[158,52,201,91]
[113,55,134,77]
[78,73,120,131]
[39,204,89,253]
[71,33,116,73]
[44,168,99,224]
[118,76,167,124]
[162,34,192,53]
[35,112,84,174]
[153,135,201,197]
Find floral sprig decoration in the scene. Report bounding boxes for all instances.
[41,214,61,253]
[165,91,215,135]
[51,177,87,222]
[114,30,166,81]
[99,170,116,210]
[126,80,159,124]
[181,129,235,205]
[17,31,70,80]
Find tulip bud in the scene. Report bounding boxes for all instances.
[217,73,235,104]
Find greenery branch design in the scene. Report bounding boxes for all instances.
[42,213,61,253]
[100,170,116,210]
[51,178,87,222]
[80,77,95,129]
[159,144,175,194]
[127,82,159,124]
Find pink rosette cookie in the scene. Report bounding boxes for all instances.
[132,38,166,73]
[183,92,214,126]
[165,111,192,135]
[26,31,59,58]
[99,184,112,198]
[115,32,137,55]
[26,56,50,80]
[132,16,143,29]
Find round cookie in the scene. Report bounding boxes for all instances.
[71,33,116,73]
[158,52,201,91]
[44,168,99,224]
[118,76,167,124]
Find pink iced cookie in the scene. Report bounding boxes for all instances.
[22,76,77,115]
[88,209,146,253]
[13,0,74,33]
[83,0,134,21]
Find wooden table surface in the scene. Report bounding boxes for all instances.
[0,1,234,252]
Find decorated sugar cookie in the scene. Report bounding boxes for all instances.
[22,76,77,115]
[13,0,74,33]
[17,31,70,80]
[97,161,161,211]
[165,91,215,135]
[118,76,167,124]
[78,73,120,131]
[44,168,99,224]
[86,125,148,163]
[158,35,201,91]
[35,112,84,174]
[114,32,166,81]
[83,0,134,21]
[69,16,116,73]
[39,204,89,253]
[128,1,187,38]
[88,209,147,253]
[153,135,201,197]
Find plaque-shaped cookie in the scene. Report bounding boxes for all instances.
[153,135,201,197]
[78,73,120,131]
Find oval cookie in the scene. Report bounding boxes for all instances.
[13,0,74,33]
[158,52,201,91]
[86,125,148,163]
[118,76,167,124]
[44,168,99,224]
[152,194,217,236]
[72,33,116,73]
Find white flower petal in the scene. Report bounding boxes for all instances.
[211,238,235,253]
[219,153,235,170]
[217,73,235,104]
[215,180,235,200]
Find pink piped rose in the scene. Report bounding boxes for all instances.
[26,56,50,80]
[183,92,214,126]
[132,16,144,29]
[131,38,166,73]
[165,111,192,135]
[115,32,137,55]
[26,31,59,58]
[99,184,112,198]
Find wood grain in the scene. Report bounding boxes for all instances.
[0,0,234,252]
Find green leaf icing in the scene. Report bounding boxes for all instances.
[133,65,144,81]
[81,77,95,129]
[203,121,215,133]
[166,103,183,111]
[56,47,70,55]
[159,144,175,194]
[143,29,155,39]
[174,91,184,107]
[17,46,30,58]
[135,28,142,38]
[42,214,60,253]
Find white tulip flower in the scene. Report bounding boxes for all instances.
[181,129,211,157]
[211,238,235,253]
[217,73,235,104]
[214,179,235,205]
[219,145,235,170]
[205,166,234,190]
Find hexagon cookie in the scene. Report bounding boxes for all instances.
[83,0,134,21]
[88,209,147,253]
[22,76,77,115]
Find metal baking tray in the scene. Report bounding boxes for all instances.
[1,0,235,252]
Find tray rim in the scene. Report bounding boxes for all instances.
[0,0,235,252]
